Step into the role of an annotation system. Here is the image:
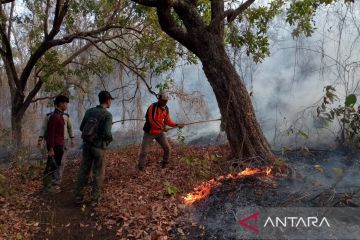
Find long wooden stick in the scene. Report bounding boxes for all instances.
[165,118,222,131]
[183,118,221,126]
[112,118,145,124]
[112,118,222,131]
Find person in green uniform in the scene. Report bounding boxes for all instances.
[75,91,113,206]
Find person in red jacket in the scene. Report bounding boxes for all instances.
[43,95,69,193]
[138,91,184,171]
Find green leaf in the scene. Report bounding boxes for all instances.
[345,94,357,107]
[333,167,343,175]
[298,130,309,139]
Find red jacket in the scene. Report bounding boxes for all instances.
[46,109,65,149]
[143,103,176,135]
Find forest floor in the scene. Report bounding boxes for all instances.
[2,143,359,240]
[0,143,231,240]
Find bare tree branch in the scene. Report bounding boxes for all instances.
[21,80,44,115]
[19,0,71,90]
[7,1,14,38]
[31,95,57,103]
[82,36,157,96]
[44,0,50,37]
[0,5,20,89]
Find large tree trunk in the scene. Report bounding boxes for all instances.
[11,112,23,147]
[10,91,26,147]
[196,35,275,165]
[11,103,24,147]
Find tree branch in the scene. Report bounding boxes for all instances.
[0,5,20,89]
[31,95,57,103]
[171,0,205,29]
[210,0,224,34]
[21,80,44,115]
[7,1,14,38]
[209,0,255,28]
[225,0,255,23]
[156,4,189,47]
[19,4,133,92]
[19,0,71,90]
[44,0,50,37]
[83,36,157,96]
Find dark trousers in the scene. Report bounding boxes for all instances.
[75,143,105,200]
[43,146,64,187]
[138,132,171,168]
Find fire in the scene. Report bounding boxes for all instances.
[183,167,272,205]
[265,167,272,176]
[183,180,221,205]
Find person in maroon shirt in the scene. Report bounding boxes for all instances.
[43,95,69,193]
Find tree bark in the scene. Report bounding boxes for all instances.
[194,32,275,165]
[11,106,24,147]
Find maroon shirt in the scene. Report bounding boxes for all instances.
[47,109,65,149]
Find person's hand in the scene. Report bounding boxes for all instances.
[177,123,185,129]
[71,138,75,147]
[48,148,55,157]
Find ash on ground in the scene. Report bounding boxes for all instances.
[172,150,360,240]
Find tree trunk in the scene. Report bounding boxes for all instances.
[11,110,23,147]
[195,35,275,165]
[10,91,26,147]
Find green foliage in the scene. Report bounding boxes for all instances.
[298,130,309,140]
[155,78,174,92]
[196,0,212,23]
[345,94,357,107]
[273,158,287,172]
[163,181,178,196]
[286,0,336,37]
[317,85,360,146]
[333,167,344,175]
[227,0,284,63]
[286,126,310,142]
[132,7,184,75]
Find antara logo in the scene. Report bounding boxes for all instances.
[239,212,261,234]
[239,212,330,234]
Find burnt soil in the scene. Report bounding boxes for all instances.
[176,149,360,240]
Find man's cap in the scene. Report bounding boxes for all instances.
[158,91,170,101]
[54,95,69,105]
[98,91,114,102]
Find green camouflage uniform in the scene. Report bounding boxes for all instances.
[75,105,113,201]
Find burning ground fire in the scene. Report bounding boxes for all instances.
[183,167,272,205]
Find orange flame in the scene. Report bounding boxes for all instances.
[265,167,272,176]
[183,167,272,205]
